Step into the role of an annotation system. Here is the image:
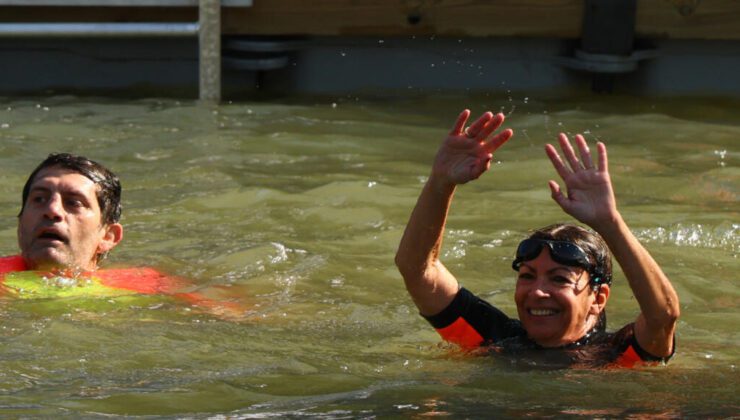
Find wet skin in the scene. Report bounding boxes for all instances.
[514,248,606,348]
[17,166,122,271]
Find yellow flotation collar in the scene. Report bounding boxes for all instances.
[2,270,132,299]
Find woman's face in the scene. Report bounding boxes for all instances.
[514,247,606,347]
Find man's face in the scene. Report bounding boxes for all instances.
[17,166,115,271]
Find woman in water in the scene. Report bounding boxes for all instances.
[395,110,680,367]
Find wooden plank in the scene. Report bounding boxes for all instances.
[221,0,740,40]
[636,0,740,40]
[0,0,250,6]
[221,0,583,38]
[1,0,739,40]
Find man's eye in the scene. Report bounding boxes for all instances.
[31,195,47,204]
[66,199,84,208]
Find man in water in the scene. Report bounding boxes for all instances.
[2,153,244,318]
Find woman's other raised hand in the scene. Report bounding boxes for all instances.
[545,133,619,231]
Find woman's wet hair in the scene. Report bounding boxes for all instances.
[19,153,122,226]
[526,223,612,286]
[526,223,612,331]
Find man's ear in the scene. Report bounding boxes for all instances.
[98,223,123,254]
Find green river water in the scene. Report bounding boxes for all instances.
[0,94,737,418]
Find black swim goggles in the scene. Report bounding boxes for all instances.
[511,239,609,286]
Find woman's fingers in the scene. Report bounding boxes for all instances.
[575,134,594,169]
[558,133,583,171]
[484,128,514,154]
[475,112,504,140]
[464,111,494,138]
[450,109,471,136]
[597,141,608,173]
[545,143,571,181]
[470,154,493,180]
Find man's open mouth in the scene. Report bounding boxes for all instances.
[37,231,68,243]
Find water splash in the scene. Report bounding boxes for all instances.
[714,149,727,167]
[635,223,739,253]
[269,242,289,264]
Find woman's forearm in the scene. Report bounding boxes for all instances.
[596,214,680,356]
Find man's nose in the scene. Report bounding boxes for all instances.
[43,195,64,221]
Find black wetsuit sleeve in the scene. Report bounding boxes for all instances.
[422,287,524,345]
[613,323,676,365]
[630,326,676,362]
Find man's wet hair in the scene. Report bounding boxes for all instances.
[19,153,122,225]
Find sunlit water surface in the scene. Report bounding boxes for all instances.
[0,94,737,418]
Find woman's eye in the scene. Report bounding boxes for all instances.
[517,273,535,281]
[553,276,574,285]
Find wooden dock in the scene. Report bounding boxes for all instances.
[2,0,739,40]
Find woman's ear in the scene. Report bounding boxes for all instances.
[98,223,123,254]
[590,284,610,316]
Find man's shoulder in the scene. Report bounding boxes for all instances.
[0,255,28,274]
[97,266,188,294]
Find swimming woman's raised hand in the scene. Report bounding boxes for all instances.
[396,109,513,316]
[432,110,513,186]
[547,133,679,358]
[545,134,618,231]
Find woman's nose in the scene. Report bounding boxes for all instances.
[531,278,552,297]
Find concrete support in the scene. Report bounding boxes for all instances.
[199,0,221,102]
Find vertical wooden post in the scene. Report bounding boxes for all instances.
[199,0,221,101]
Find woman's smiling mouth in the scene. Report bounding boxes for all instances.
[529,308,559,316]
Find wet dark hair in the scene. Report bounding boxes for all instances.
[19,153,122,225]
[526,223,613,331]
[526,223,612,286]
